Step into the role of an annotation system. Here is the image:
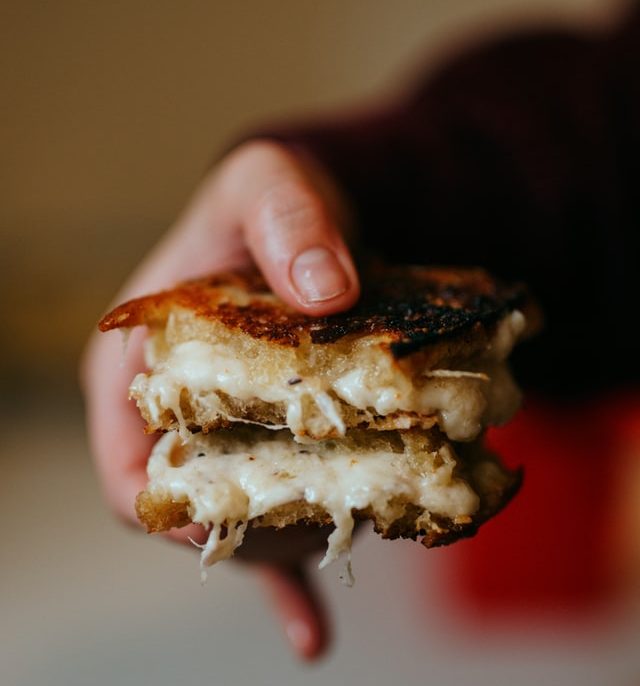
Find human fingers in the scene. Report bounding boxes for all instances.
[216,140,360,316]
[259,563,330,661]
[82,139,358,563]
[80,195,250,526]
[82,324,154,524]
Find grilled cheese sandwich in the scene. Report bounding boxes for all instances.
[99,264,536,575]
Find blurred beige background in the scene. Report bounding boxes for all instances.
[0,0,631,397]
[3,2,640,686]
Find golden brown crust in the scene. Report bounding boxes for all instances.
[100,265,534,358]
[135,491,192,533]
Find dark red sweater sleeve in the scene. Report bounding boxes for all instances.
[255,10,640,395]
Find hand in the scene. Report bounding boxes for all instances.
[81,140,360,660]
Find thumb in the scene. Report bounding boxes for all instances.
[221,141,360,316]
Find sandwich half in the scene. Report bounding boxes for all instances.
[99,264,535,571]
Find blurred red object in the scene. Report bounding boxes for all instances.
[445,393,640,620]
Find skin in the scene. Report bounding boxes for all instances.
[81,140,360,661]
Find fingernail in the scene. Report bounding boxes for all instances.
[291,247,349,303]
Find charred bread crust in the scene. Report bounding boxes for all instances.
[100,265,536,358]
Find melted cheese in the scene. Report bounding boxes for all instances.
[133,310,525,442]
[147,431,479,576]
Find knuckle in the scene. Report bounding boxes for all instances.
[227,140,291,179]
[256,181,325,235]
[240,139,291,167]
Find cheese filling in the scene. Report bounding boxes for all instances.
[132,310,525,442]
[146,430,480,575]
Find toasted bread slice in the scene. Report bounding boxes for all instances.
[100,265,534,441]
[135,426,521,569]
